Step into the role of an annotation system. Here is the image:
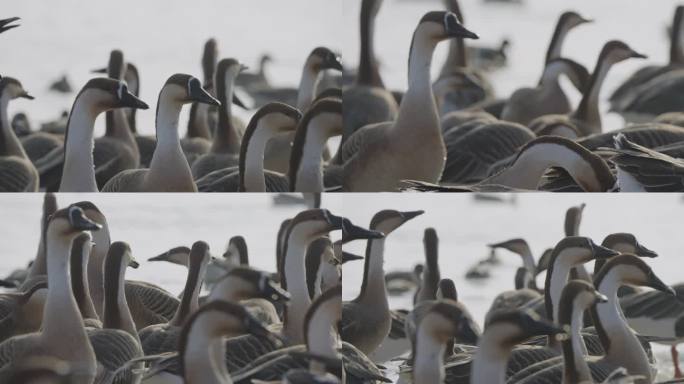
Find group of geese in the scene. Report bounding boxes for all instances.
[344,202,684,383]
[0,192,383,383]
[342,0,684,192]
[0,17,344,192]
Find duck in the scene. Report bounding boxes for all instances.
[528,41,647,138]
[385,264,423,297]
[342,0,399,141]
[101,74,220,192]
[52,78,148,192]
[190,59,247,180]
[194,102,302,192]
[0,77,39,191]
[340,11,479,191]
[0,205,102,384]
[341,210,424,356]
[403,136,616,192]
[261,47,343,174]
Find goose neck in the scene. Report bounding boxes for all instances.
[671,11,684,65]
[593,270,653,383]
[184,314,234,384]
[282,227,315,344]
[545,254,575,323]
[0,94,28,159]
[545,18,572,63]
[170,257,208,326]
[60,92,99,192]
[356,238,388,309]
[440,38,467,78]
[413,326,446,384]
[306,302,339,358]
[186,102,213,139]
[87,226,111,318]
[291,115,332,192]
[358,0,384,87]
[560,302,591,383]
[103,257,138,341]
[214,74,241,154]
[241,122,278,192]
[297,63,322,111]
[71,240,99,322]
[472,332,509,384]
[573,57,612,133]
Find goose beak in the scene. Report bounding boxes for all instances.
[120,91,149,110]
[530,317,564,337]
[239,64,249,73]
[324,212,344,230]
[148,251,169,262]
[19,92,34,100]
[342,218,384,241]
[128,259,140,269]
[630,51,648,59]
[91,67,108,74]
[400,210,425,223]
[341,251,364,263]
[579,17,594,24]
[647,272,675,296]
[68,206,102,231]
[0,279,17,288]
[592,242,620,259]
[445,14,479,40]
[189,80,220,106]
[635,243,658,258]
[232,94,248,109]
[323,53,343,71]
[0,17,20,34]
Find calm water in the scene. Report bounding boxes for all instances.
[0,0,341,137]
[0,193,343,293]
[343,0,678,131]
[342,193,684,381]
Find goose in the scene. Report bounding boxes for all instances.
[190,59,247,180]
[236,54,273,91]
[0,77,39,191]
[146,301,281,384]
[261,47,343,174]
[51,78,148,192]
[138,241,211,356]
[85,241,144,384]
[606,133,684,192]
[342,0,399,141]
[227,285,343,383]
[514,280,611,384]
[501,58,590,127]
[341,210,424,356]
[528,41,647,138]
[90,50,141,189]
[509,255,676,384]
[385,264,423,296]
[487,238,537,280]
[0,17,20,34]
[340,11,479,192]
[500,11,592,125]
[610,6,684,115]
[434,0,493,116]
[0,280,47,343]
[594,233,658,276]
[0,206,101,384]
[305,237,340,299]
[196,98,341,193]
[192,102,302,192]
[204,235,250,287]
[101,74,219,192]
[467,38,510,71]
[469,310,564,384]
[403,136,616,192]
[414,228,441,305]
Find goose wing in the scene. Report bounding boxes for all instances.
[88,328,142,384]
[124,281,179,330]
[101,169,147,192]
[0,158,38,192]
[93,138,139,189]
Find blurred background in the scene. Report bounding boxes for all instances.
[0,0,341,136]
[342,0,679,131]
[343,193,684,380]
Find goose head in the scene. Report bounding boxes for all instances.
[222,235,249,265]
[187,240,212,273]
[514,267,535,290]
[148,245,192,266]
[594,254,675,295]
[77,78,148,113]
[417,300,476,345]
[436,278,457,301]
[0,17,20,34]
[71,201,106,229]
[598,40,647,66]
[160,74,220,107]
[308,47,343,72]
[215,58,248,108]
[601,233,658,258]
[416,11,478,42]
[241,102,301,147]
[287,209,345,243]
[483,309,564,348]
[0,77,34,102]
[564,203,586,236]
[107,242,139,270]
[558,280,607,327]
[551,236,619,265]
[488,238,532,259]
[49,205,102,236]
[368,209,424,236]
[210,266,290,303]
[558,11,593,30]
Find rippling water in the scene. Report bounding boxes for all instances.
[342,193,684,381]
